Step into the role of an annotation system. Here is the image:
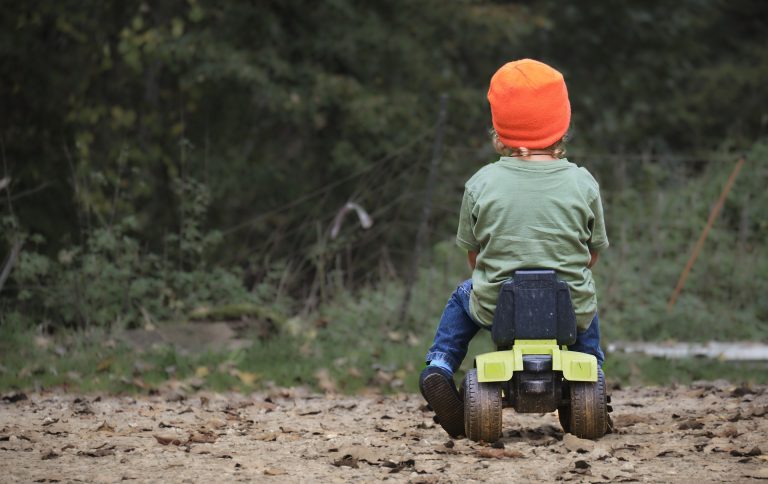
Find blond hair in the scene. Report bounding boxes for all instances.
[489,128,568,159]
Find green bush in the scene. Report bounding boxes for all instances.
[7,178,262,330]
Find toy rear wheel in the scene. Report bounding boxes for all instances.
[463,368,502,442]
[565,368,607,439]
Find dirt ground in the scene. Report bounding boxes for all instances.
[1,381,767,483]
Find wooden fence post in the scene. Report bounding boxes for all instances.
[666,157,745,311]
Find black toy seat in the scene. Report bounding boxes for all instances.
[491,270,577,348]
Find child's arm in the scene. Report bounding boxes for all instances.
[588,249,599,268]
[468,250,477,270]
[586,188,609,267]
[457,188,480,269]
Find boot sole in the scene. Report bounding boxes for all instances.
[421,373,465,437]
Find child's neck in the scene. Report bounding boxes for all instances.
[515,153,558,162]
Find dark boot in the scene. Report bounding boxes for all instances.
[419,366,464,438]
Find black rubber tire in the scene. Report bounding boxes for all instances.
[567,368,608,439]
[463,369,502,443]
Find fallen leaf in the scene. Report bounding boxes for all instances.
[477,448,524,459]
[252,432,279,442]
[188,431,217,444]
[66,371,81,381]
[332,455,359,468]
[387,331,403,342]
[154,433,183,446]
[131,378,148,389]
[42,417,58,426]
[164,391,187,403]
[230,369,259,386]
[678,419,705,430]
[657,449,684,458]
[264,467,287,476]
[95,421,115,433]
[719,403,740,417]
[731,385,754,397]
[78,446,116,457]
[96,358,113,373]
[41,449,59,460]
[298,410,321,416]
[381,459,416,473]
[347,367,362,378]
[251,400,277,412]
[2,392,28,403]
[731,447,762,457]
[333,444,381,463]
[717,425,740,438]
[206,418,227,429]
[72,399,94,415]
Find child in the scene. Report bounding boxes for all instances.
[419,58,609,438]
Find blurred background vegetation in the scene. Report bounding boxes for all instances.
[1,0,767,394]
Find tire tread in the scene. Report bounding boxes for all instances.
[464,369,502,442]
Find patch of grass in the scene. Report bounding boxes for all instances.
[3,243,768,396]
[0,312,436,395]
[2,316,768,395]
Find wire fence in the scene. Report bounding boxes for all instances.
[212,109,764,330]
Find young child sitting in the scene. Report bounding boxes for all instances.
[419,58,609,437]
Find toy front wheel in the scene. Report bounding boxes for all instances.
[562,368,608,439]
[463,369,502,442]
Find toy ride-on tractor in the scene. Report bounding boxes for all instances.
[463,270,608,442]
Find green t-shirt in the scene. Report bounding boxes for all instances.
[456,156,609,331]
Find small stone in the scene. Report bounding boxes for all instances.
[620,462,635,472]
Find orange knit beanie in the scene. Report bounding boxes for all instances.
[487,59,571,149]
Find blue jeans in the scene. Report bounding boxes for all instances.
[425,279,605,372]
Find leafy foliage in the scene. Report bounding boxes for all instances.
[1,1,767,346]
[10,180,256,329]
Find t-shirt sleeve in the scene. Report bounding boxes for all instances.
[587,191,609,252]
[456,188,480,252]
